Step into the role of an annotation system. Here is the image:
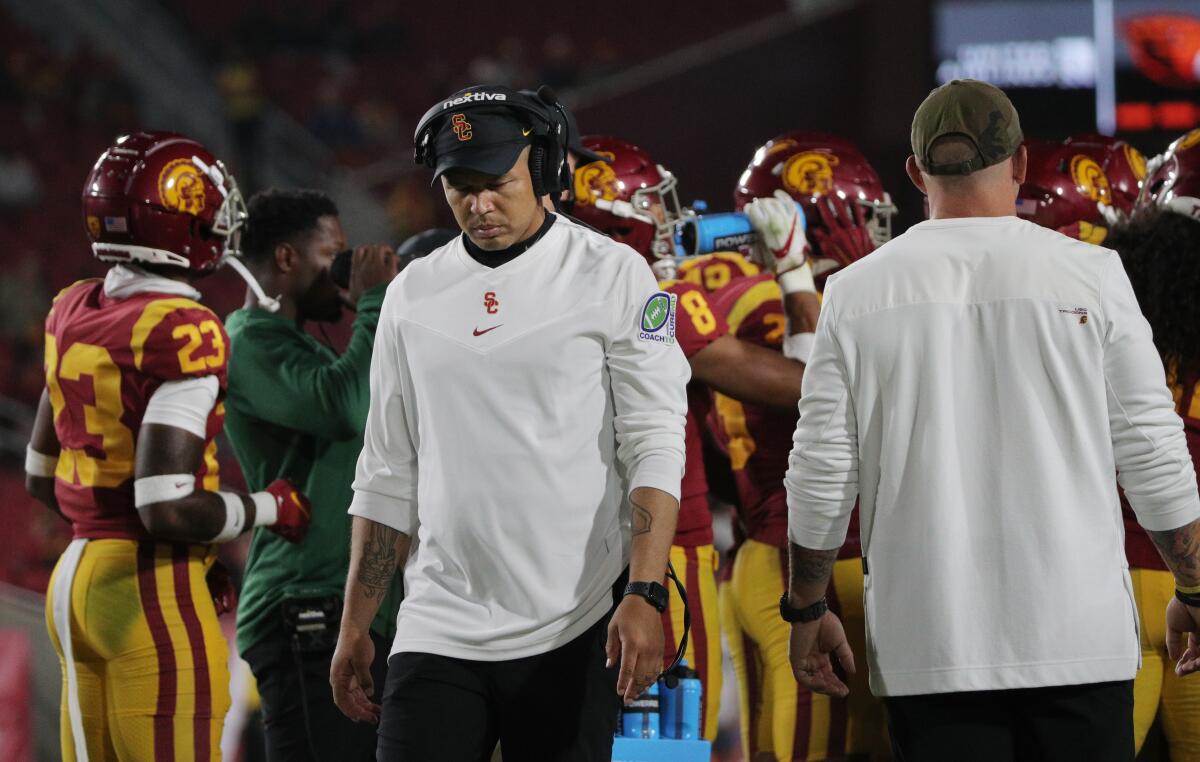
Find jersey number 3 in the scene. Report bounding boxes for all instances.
[45,335,135,488]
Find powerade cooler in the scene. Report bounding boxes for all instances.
[613,661,710,762]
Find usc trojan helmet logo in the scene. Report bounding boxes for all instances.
[1070,155,1112,206]
[158,159,207,215]
[782,152,839,198]
[1124,145,1148,180]
[573,153,620,206]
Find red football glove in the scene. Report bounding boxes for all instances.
[264,478,312,543]
[810,195,875,269]
[206,560,238,615]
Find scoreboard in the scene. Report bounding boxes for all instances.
[934,0,1200,150]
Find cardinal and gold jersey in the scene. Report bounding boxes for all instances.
[656,277,726,740]
[658,278,727,547]
[45,279,228,538]
[710,274,885,761]
[676,251,760,294]
[706,273,861,554]
[43,276,231,762]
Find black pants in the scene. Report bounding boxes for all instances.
[885,680,1134,762]
[376,614,621,761]
[243,629,391,762]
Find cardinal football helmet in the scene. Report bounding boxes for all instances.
[1067,134,1145,205]
[1017,135,1147,237]
[83,131,246,273]
[734,132,896,277]
[1139,128,1200,223]
[571,135,684,263]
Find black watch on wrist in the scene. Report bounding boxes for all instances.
[624,581,669,613]
[779,593,828,623]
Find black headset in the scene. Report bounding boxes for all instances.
[413,84,572,198]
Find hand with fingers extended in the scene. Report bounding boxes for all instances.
[745,189,810,277]
[810,195,875,268]
[330,627,381,723]
[606,594,665,704]
[788,610,856,697]
[1167,597,1200,677]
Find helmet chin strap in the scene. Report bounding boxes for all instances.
[222,254,281,312]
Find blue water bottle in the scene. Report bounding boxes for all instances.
[659,661,703,740]
[620,682,660,739]
[674,202,806,257]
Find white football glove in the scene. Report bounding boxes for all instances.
[745,190,815,295]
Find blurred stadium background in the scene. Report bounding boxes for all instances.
[0,0,1195,759]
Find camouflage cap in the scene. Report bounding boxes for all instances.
[911,79,1023,176]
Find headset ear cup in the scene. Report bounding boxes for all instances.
[529,139,566,198]
[414,117,444,168]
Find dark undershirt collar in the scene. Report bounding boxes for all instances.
[462,213,556,268]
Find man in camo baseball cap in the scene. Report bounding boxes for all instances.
[911,79,1023,175]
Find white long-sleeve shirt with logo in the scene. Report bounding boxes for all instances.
[349,217,690,661]
[786,216,1200,696]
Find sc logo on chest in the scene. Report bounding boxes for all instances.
[484,291,499,314]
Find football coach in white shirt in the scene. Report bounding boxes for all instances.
[779,79,1200,761]
[328,85,690,761]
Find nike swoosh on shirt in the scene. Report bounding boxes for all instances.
[473,325,502,336]
[522,128,532,137]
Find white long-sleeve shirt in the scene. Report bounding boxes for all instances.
[349,217,690,661]
[786,216,1200,696]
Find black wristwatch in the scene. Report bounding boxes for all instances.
[624,581,669,613]
[779,593,828,623]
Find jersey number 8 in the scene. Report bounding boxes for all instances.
[679,290,718,335]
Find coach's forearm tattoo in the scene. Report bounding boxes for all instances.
[789,543,837,589]
[357,520,399,600]
[1149,518,1200,587]
[631,495,653,537]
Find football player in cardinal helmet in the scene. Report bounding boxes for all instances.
[27,131,311,761]
[1016,134,1147,243]
[735,131,897,287]
[570,135,686,278]
[1105,128,1200,760]
[574,134,822,742]
[723,131,892,762]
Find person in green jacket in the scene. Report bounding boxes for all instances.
[224,188,402,761]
